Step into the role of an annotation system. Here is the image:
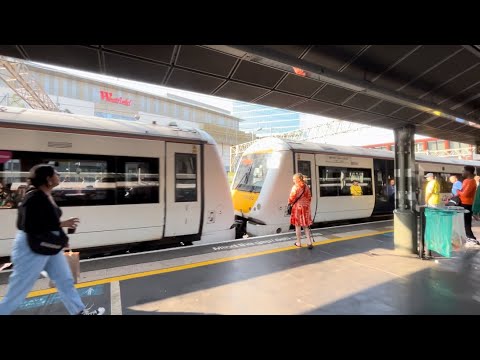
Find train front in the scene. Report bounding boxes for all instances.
[231,139,292,237]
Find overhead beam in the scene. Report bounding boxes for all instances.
[462,45,480,59]
[209,45,479,126]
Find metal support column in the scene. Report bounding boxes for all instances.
[393,125,418,254]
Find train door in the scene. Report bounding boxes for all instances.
[164,142,202,237]
[372,158,395,214]
[295,153,317,221]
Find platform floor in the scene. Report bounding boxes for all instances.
[2,220,480,315]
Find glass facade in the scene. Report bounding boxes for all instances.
[232,101,300,136]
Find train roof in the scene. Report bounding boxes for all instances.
[245,137,480,167]
[0,106,216,144]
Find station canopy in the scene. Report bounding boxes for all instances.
[1,45,479,144]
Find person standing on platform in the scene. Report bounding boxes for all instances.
[457,165,478,244]
[288,173,314,249]
[449,175,463,196]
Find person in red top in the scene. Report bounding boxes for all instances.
[288,173,314,249]
[457,165,478,242]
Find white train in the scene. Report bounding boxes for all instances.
[231,137,480,237]
[0,106,235,257]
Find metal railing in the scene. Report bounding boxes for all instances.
[229,120,370,171]
[0,57,59,112]
[416,147,473,159]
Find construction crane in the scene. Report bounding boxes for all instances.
[230,120,370,171]
[0,57,59,112]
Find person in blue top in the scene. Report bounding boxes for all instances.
[449,175,463,196]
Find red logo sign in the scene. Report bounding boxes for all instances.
[100,91,132,106]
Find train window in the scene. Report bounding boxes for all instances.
[427,141,437,150]
[175,153,197,202]
[319,166,373,197]
[232,153,271,193]
[342,168,373,196]
[319,166,342,197]
[53,158,116,206]
[297,160,311,188]
[0,150,160,208]
[116,157,159,204]
[0,151,24,209]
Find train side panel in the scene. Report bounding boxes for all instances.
[201,144,235,242]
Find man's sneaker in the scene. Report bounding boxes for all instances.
[465,240,480,248]
[79,306,105,315]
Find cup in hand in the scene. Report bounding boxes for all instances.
[66,217,80,234]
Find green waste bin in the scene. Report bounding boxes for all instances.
[424,207,455,257]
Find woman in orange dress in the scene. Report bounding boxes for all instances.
[288,173,313,249]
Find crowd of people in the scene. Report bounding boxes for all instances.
[424,165,480,246]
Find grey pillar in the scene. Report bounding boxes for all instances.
[393,125,418,254]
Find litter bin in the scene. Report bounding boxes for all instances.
[423,207,467,258]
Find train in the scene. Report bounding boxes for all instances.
[231,137,480,237]
[0,106,235,257]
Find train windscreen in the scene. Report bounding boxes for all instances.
[233,153,272,193]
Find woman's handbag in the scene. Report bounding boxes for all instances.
[287,187,306,215]
[27,229,69,255]
[48,249,80,287]
[287,204,293,215]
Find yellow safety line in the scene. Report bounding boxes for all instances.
[25,229,393,298]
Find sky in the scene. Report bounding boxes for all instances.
[31,61,427,146]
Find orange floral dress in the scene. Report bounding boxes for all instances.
[288,182,312,227]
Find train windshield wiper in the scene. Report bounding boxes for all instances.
[236,165,253,190]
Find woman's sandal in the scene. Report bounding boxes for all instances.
[294,242,301,248]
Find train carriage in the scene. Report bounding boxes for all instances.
[0,106,235,257]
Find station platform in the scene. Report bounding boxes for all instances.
[2,219,480,315]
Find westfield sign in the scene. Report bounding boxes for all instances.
[100,91,132,106]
